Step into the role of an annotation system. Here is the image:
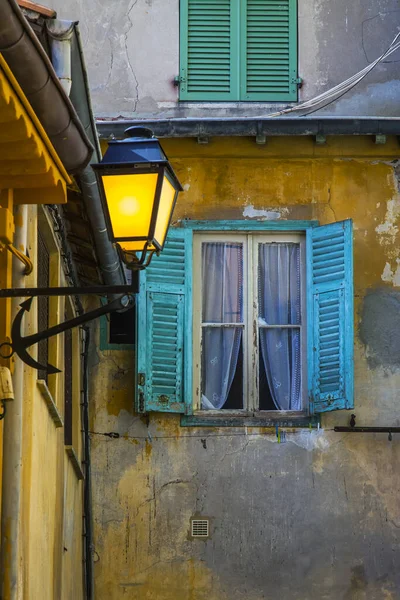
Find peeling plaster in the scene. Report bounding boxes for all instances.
[375,197,400,245]
[381,260,400,286]
[382,262,393,282]
[242,205,288,219]
[375,167,400,248]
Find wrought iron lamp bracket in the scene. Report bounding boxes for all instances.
[0,278,138,374]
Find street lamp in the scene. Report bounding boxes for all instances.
[92,127,183,268]
[0,128,183,375]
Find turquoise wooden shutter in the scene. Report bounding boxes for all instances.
[240,0,298,101]
[306,220,354,413]
[179,0,240,100]
[137,229,193,414]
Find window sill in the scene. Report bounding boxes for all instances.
[181,412,319,428]
[65,446,84,481]
[175,101,297,108]
[37,379,63,428]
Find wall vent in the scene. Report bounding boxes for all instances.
[191,519,209,538]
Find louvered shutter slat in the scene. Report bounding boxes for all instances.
[137,229,193,414]
[180,0,239,100]
[241,0,297,100]
[306,220,354,413]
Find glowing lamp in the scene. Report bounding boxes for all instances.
[92,127,183,268]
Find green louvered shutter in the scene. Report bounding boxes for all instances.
[306,220,354,414]
[179,0,240,100]
[136,229,193,414]
[241,0,298,100]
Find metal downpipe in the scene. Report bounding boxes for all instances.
[76,168,123,286]
[46,19,124,287]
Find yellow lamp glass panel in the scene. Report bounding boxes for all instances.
[154,175,176,248]
[120,241,156,252]
[101,173,158,243]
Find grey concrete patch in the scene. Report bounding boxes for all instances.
[359,288,400,370]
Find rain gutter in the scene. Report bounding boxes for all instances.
[0,0,93,174]
[96,116,400,140]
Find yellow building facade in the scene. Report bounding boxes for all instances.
[90,135,400,599]
[0,53,85,599]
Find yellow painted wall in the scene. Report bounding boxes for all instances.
[92,136,400,599]
[1,205,85,599]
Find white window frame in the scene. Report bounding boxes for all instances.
[193,231,307,415]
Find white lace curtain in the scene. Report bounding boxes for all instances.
[258,243,301,410]
[201,242,243,409]
[200,240,301,411]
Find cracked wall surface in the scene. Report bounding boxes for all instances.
[46,0,400,119]
[86,137,400,599]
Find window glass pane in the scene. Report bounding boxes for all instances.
[201,327,243,410]
[109,306,136,345]
[258,243,300,325]
[258,348,275,411]
[259,329,302,411]
[202,242,243,323]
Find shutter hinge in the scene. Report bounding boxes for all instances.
[138,373,145,386]
[174,75,186,87]
[291,76,303,88]
[138,391,145,413]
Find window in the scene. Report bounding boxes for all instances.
[193,233,305,412]
[64,299,84,479]
[37,210,61,400]
[64,311,73,445]
[109,308,136,345]
[100,306,136,350]
[37,226,50,382]
[100,268,136,350]
[179,0,298,102]
[137,221,354,422]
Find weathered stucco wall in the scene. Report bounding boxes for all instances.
[1,206,85,599]
[89,137,400,599]
[46,0,400,118]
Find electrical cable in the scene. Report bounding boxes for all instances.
[299,31,400,117]
[258,31,400,119]
[88,429,324,441]
[300,86,363,118]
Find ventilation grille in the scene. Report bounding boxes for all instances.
[191,519,209,538]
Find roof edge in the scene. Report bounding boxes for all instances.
[0,0,93,174]
[96,117,400,140]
